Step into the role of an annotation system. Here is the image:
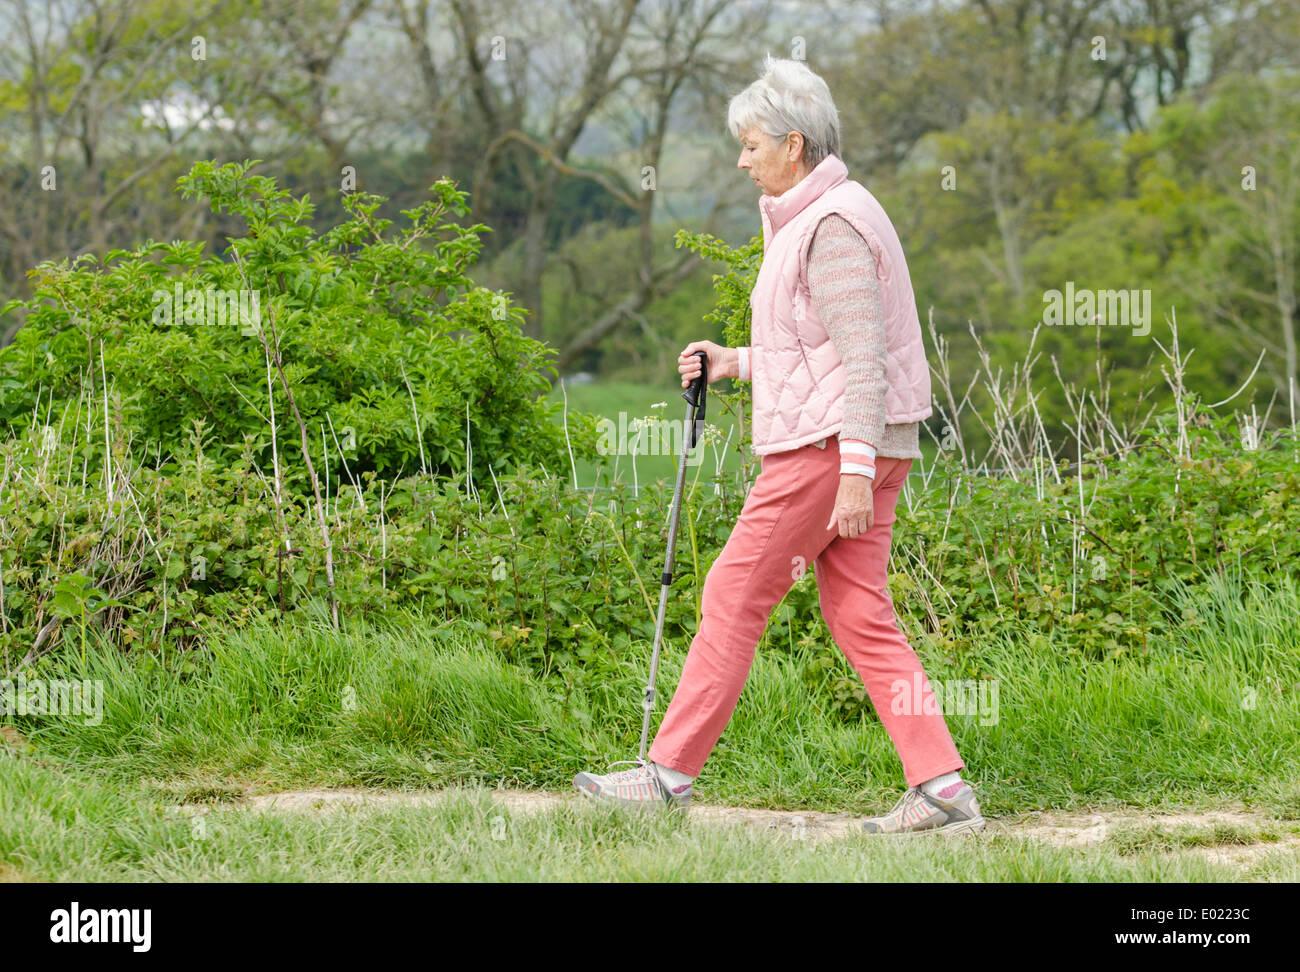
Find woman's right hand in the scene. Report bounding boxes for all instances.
[678,341,738,388]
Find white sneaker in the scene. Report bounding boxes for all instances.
[573,761,692,811]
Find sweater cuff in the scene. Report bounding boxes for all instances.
[839,437,876,477]
[736,346,751,382]
[838,437,877,461]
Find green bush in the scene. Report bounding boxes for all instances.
[0,159,597,490]
[3,389,1296,729]
[0,411,736,678]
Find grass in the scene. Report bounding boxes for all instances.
[5,759,1292,882]
[548,376,746,487]
[2,565,1299,880]
[8,566,1300,813]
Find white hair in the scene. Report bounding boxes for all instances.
[726,55,841,168]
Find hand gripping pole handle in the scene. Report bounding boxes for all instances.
[683,350,707,449]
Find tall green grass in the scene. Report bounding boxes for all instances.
[10,564,1299,819]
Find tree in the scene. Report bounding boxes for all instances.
[1151,73,1300,420]
[0,0,253,344]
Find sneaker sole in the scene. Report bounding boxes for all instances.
[934,815,986,835]
[862,814,987,837]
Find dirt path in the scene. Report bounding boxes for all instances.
[176,786,1300,871]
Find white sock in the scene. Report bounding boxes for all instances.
[920,771,963,799]
[651,761,694,791]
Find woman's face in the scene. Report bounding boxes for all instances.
[737,126,803,196]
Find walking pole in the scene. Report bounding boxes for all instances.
[635,350,708,766]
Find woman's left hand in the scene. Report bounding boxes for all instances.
[826,473,875,538]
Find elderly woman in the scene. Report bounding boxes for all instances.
[575,56,983,835]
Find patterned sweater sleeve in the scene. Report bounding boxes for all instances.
[807,213,887,477]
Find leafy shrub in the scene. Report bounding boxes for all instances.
[0,160,598,491]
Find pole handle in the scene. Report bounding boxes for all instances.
[682,350,707,448]
[683,350,707,406]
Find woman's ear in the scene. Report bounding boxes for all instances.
[787,131,804,165]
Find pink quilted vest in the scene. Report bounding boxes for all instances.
[747,153,932,455]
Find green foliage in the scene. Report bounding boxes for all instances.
[895,413,1300,666]
[1,164,1296,735]
[4,370,1296,732]
[672,228,762,460]
[0,404,734,671]
[672,228,761,353]
[872,69,1299,442]
[0,159,597,490]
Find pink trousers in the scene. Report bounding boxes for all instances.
[647,437,965,787]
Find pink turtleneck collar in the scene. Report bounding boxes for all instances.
[758,153,849,240]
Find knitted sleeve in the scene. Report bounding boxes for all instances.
[807,213,887,476]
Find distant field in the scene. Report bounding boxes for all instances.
[547,376,750,487]
[546,376,941,487]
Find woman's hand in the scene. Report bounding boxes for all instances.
[826,473,875,538]
[678,341,738,388]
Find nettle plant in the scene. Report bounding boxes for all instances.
[0,159,597,492]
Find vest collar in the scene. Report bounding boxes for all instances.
[758,153,848,242]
